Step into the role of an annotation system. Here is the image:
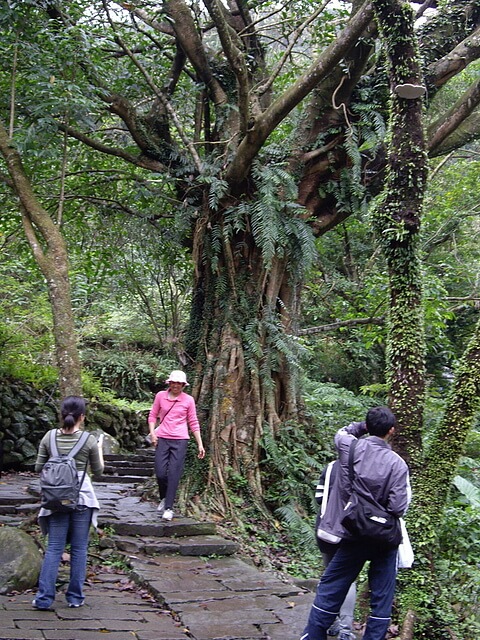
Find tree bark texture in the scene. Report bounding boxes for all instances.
[371,0,428,470]
[0,120,82,398]
[185,216,300,512]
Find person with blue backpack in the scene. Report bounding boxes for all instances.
[33,396,104,610]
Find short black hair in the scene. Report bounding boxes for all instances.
[366,406,396,437]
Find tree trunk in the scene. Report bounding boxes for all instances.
[185,208,302,515]
[371,0,428,471]
[400,317,480,638]
[0,121,82,398]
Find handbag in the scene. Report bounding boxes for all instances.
[340,439,402,549]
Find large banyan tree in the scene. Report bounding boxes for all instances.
[1,1,480,505]
[2,1,480,635]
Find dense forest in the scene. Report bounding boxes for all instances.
[1,1,480,638]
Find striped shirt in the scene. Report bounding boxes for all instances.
[35,429,104,476]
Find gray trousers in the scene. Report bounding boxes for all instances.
[155,438,189,510]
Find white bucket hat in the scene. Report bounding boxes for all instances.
[165,370,189,386]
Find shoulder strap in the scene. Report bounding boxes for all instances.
[67,431,90,459]
[49,429,90,459]
[320,461,335,517]
[49,429,59,457]
[347,438,358,483]
[68,431,90,492]
[159,399,177,424]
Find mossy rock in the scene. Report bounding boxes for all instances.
[0,526,42,594]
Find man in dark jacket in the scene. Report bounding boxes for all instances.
[301,406,411,640]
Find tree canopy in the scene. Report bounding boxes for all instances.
[1,1,480,636]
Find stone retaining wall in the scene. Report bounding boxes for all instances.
[0,379,148,471]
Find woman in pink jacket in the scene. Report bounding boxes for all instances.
[148,370,205,521]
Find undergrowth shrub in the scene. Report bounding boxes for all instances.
[81,346,176,401]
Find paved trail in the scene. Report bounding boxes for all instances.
[0,473,315,640]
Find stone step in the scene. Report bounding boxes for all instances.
[0,494,39,506]
[101,517,217,539]
[0,502,39,516]
[102,459,154,468]
[95,474,149,483]
[1,474,240,563]
[103,465,153,476]
[112,533,238,557]
[104,452,155,464]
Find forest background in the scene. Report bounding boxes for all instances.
[1,1,480,638]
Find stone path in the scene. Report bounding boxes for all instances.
[0,470,316,640]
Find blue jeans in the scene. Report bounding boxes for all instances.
[303,540,398,640]
[35,507,93,608]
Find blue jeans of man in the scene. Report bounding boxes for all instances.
[302,540,398,640]
[155,438,189,510]
[35,507,93,608]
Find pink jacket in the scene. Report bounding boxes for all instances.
[148,390,200,439]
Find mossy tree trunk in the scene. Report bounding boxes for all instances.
[373,2,480,636]
[398,319,480,639]
[371,0,428,470]
[0,121,82,399]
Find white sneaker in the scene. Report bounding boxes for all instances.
[157,499,165,514]
[162,509,173,521]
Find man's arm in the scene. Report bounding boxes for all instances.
[387,460,411,516]
[334,421,367,458]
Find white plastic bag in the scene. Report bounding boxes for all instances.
[397,518,414,568]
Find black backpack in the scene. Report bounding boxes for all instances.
[39,430,90,512]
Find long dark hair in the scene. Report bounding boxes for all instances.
[61,396,86,430]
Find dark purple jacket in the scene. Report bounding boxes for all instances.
[335,421,411,518]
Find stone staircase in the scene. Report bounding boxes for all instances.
[0,450,239,558]
[99,449,156,482]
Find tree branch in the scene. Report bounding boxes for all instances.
[297,316,385,335]
[58,123,166,172]
[162,0,228,108]
[426,26,480,89]
[428,78,480,154]
[255,0,332,97]
[115,2,175,36]
[204,0,250,136]
[430,111,480,157]
[103,0,203,172]
[225,1,374,184]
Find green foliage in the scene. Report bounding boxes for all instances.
[81,346,176,402]
[258,383,376,577]
[260,382,375,512]
[261,420,324,510]
[301,381,377,455]
[0,269,58,386]
[435,497,480,637]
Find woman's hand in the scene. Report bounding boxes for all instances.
[197,444,205,459]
